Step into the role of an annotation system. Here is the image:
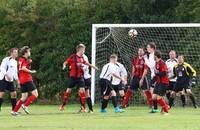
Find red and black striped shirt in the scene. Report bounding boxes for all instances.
[155,59,169,85]
[66,54,87,78]
[132,57,148,79]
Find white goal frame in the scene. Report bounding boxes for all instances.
[91,23,200,105]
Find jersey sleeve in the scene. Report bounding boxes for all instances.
[65,55,73,64]
[186,63,197,77]
[144,63,148,70]
[0,58,8,75]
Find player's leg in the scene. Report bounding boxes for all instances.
[150,84,161,113]
[154,84,169,114]
[186,88,197,108]
[10,91,17,111]
[122,77,137,108]
[168,91,176,108]
[180,91,186,107]
[100,79,109,113]
[0,92,5,111]
[8,82,17,111]
[150,81,158,112]
[78,78,86,112]
[12,92,28,116]
[0,80,6,111]
[83,78,93,112]
[60,77,75,110]
[142,78,152,108]
[110,89,124,113]
[85,89,93,112]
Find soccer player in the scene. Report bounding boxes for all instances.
[166,50,186,107]
[12,46,38,116]
[60,44,97,112]
[0,48,19,111]
[100,54,125,113]
[152,50,170,115]
[169,55,197,108]
[144,42,159,113]
[166,50,178,102]
[112,61,127,105]
[122,48,152,109]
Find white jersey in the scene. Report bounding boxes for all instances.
[0,57,18,82]
[100,62,117,81]
[166,58,178,82]
[144,53,155,79]
[112,62,127,85]
[82,54,91,79]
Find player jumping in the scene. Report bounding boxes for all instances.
[122,48,152,109]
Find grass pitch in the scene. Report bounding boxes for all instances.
[0,104,199,130]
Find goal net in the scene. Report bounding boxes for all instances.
[91,24,200,106]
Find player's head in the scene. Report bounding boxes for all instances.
[21,46,31,57]
[169,50,176,59]
[147,42,156,53]
[138,48,145,57]
[9,47,18,59]
[178,55,184,64]
[110,54,118,63]
[154,50,162,61]
[76,43,85,55]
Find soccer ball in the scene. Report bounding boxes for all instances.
[128,29,138,38]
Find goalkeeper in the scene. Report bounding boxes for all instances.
[169,55,198,108]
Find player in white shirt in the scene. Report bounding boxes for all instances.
[165,50,178,101]
[100,54,125,113]
[112,62,127,105]
[166,50,186,108]
[0,48,19,111]
[144,42,159,113]
[81,54,93,113]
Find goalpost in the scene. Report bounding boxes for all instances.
[91,24,200,105]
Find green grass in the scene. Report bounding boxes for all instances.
[0,104,199,130]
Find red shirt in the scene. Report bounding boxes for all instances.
[132,57,148,79]
[66,54,87,78]
[18,57,33,84]
[155,59,169,85]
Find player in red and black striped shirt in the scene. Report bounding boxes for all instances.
[122,48,152,108]
[60,44,97,112]
[152,50,170,115]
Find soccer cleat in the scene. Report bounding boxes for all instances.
[88,110,94,114]
[59,105,64,111]
[114,107,124,113]
[149,109,159,113]
[100,108,107,113]
[194,105,198,109]
[11,111,20,116]
[21,104,30,114]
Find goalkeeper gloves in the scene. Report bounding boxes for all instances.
[189,78,197,88]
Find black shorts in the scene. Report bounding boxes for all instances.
[112,82,125,93]
[21,81,36,93]
[167,81,175,91]
[68,77,85,88]
[84,78,91,90]
[0,80,15,92]
[130,76,149,91]
[100,79,113,96]
[153,83,168,96]
[173,81,189,92]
